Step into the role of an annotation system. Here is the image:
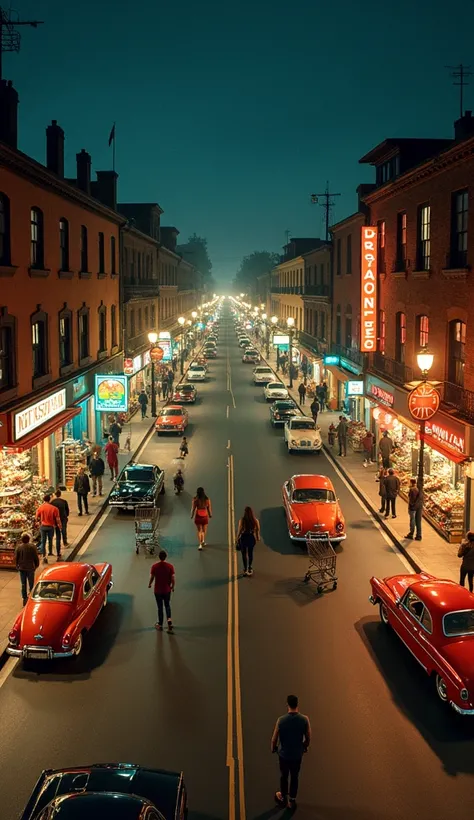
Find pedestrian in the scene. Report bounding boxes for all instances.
[105,435,119,479]
[271,694,311,810]
[328,422,336,447]
[336,416,348,456]
[379,430,394,469]
[378,468,388,514]
[297,382,306,405]
[109,416,122,446]
[236,506,261,576]
[148,549,175,632]
[156,379,162,401]
[362,430,374,466]
[172,355,178,373]
[384,468,400,519]
[458,531,474,592]
[89,451,105,496]
[405,478,423,540]
[191,487,212,550]
[15,532,39,605]
[50,489,69,556]
[74,466,91,516]
[35,493,61,562]
[179,436,189,459]
[309,397,320,425]
[162,379,169,400]
[168,369,174,390]
[316,382,325,410]
[138,388,148,419]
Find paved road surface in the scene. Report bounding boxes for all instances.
[1,308,474,820]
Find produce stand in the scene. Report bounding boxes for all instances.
[0,452,49,568]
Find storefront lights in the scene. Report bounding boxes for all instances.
[148,331,158,344]
[178,316,185,326]
[271,316,278,325]
[287,316,295,328]
[262,313,267,320]
[191,311,198,319]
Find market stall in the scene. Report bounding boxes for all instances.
[0,451,49,568]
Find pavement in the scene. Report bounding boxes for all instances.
[1,310,474,820]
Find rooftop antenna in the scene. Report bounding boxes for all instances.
[446,63,472,118]
[0,5,43,81]
[310,181,341,242]
[284,229,291,246]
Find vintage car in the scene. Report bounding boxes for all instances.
[282,474,346,543]
[7,562,113,660]
[238,338,252,348]
[172,383,197,403]
[369,573,474,714]
[203,346,217,359]
[284,416,322,452]
[270,400,300,426]
[20,763,187,820]
[156,405,189,434]
[242,349,260,363]
[253,365,274,384]
[264,381,290,401]
[109,462,165,509]
[188,365,207,381]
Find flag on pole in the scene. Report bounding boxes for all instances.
[108,123,116,147]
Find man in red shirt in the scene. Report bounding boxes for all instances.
[148,550,175,632]
[36,494,61,563]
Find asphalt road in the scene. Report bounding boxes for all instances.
[1,307,474,820]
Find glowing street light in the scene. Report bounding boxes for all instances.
[147,331,159,416]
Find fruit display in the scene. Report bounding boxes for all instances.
[0,452,49,567]
[348,420,366,452]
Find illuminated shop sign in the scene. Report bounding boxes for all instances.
[132,355,142,373]
[14,389,67,441]
[425,421,466,456]
[95,375,128,413]
[370,383,394,408]
[273,334,290,346]
[158,340,172,362]
[124,358,134,375]
[346,380,364,397]
[360,226,378,352]
[324,355,340,366]
[340,357,361,375]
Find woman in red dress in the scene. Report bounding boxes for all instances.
[105,435,119,480]
[191,487,212,550]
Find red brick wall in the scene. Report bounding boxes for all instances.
[331,213,366,348]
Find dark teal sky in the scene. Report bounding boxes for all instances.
[6,0,474,283]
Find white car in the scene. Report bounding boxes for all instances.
[188,365,207,381]
[284,417,323,453]
[264,382,289,401]
[253,366,274,385]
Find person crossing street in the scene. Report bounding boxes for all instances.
[148,549,175,632]
[271,695,311,809]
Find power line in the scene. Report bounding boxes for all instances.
[446,63,472,118]
[310,181,341,242]
[0,5,43,81]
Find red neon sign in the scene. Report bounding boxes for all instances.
[361,226,378,352]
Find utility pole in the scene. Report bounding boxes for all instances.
[284,229,291,246]
[310,182,341,242]
[0,6,43,81]
[446,63,472,118]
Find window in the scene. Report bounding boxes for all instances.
[150,304,156,328]
[0,194,11,265]
[59,307,73,367]
[345,305,352,349]
[138,308,142,332]
[417,314,429,348]
[396,212,407,269]
[30,207,44,268]
[451,190,468,268]
[98,232,105,273]
[417,204,430,270]
[448,319,466,386]
[395,311,406,363]
[31,312,48,378]
[138,252,142,279]
[145,306,149,328]
[335,304,341,345]
[377,221,386,273]
[111,304,117,348]
[346,234,352,275]
[130,309,135,338]
[78,305,90,360]
[403,590,424,621]
[80,225,88,272]
[59,218,69,270]
[98,305,107,352]
[336,239,341,275]
[111,236,116,275]
[0,313,15,390]
[320,311,326,340]
[379,309,386,353]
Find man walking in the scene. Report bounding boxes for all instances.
[336,416,348,456]
[51,489,69,556]
[271,694,311,809]
[362,430,374,466]
[406,478,423,540]
[148,549,175,632]
[89,451,105,496]
[138,388,148,419]
[15,533,39,605]
[105,436,119,480]
[309,397,320,425]
[168,369,174,391]
[74,466,91,516]
[109,416,122,446]
[384,468,400,519]
[35,494,61,562]
[379,430,394,469]
[297,382,306,406]
[162,378,169,401]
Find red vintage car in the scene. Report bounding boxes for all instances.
[282,474,346,543]
[7,562,113,660]
[155,405,189,434]
[369,572,474,714]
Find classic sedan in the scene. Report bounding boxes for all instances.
[172,382,197,403]
[282,474,346,543]
[155,405,189,434]
[238,338,251,348]
[284,416,322,452]
[109,462,165,508]
[270,400,300,426]
[242,349,260,363]
[203,346,217,359]
[7,562,113,660]
[20,763,187,820]
[253,366,274,384]
[369,573,474,714]
[264,381,290,401]
[188,364,207,381]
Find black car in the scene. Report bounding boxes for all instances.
[270,400,300,427]
[20,763,187,820]
[109,462,165,510]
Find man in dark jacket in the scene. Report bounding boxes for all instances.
[138,389,148,419]
[297,382,306,405]
[51,489,70,555]
[406,478,423,540]
[74,466,91,515]
[384,468,400,519]
[15,533,39,605]
[109,418,122,445]
[379,431,394,469]
[337,416,348,456]
[89,451,105,497]
[309,398,320,424]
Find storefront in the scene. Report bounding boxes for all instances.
[323,354,364,418]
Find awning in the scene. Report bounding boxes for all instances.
[423,436,467,464]
[4,407,81,452]
[325,365,362,382]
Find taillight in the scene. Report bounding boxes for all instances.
[275,414,280,419]
[8,630,18,646]
[62,633,71,648]
[336,521,344,533]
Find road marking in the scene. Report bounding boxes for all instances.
[227,457,235,820]
[227,405,230,418]
[0,657,18,689]
[227,439,231,450]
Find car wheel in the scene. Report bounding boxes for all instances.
[435,673,449,703]
[160,484,166,495]
[379,601,390,627]
[73,633,83,656]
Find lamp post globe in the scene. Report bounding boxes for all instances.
[416,349,435,492]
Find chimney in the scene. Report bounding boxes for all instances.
[0,80,19,149]
[76,149,91,195]
[357,182,377,212]
[46,120,65,178]
[91,170,118,210]
[454,111,474,142]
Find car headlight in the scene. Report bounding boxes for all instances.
[274,413,280,419]
[291,439,298,446]
[293,522,301,532]
[336,521,344,533]
[461,688,469,701]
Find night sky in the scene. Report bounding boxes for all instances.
[6,0,474,283]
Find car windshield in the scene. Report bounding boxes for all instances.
[291,420,316,430]
[123,468,154,482]
[275,402,296,410]
[293,488,336,503]
[162,409,182,416]
[191,367,204,372]
[256,368,272,374]
[443,610,474,636]
[32,581,74,602]
[178,385,194,392]
[268,383,285,390]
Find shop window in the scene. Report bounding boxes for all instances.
[130,308,135,338]
[78,305,90,361]
[31,310,48,378]
[417,204,430,270]
[346,234,352,275]
[450,190,468,268]
[396,212,407,269]
[320,311,326,341]
[335,304,341,345]
[59,306,73,368]
[111,235,116,275]
[448,319,466,386]
[0,193,11,265]
[378,309,386,353]
[138,308,142,332]
[98,304,107,353]
[336,239,341,275]
[98,232,105,273]
[417,314,429,348]
[59,218,69,271]
[111,304,118,348]
[80,225,88,272]
[30,207,44,269]
[150,304,156,328]
[0,310,16,390]
[395,311,406,363]
[145,306,149,328]
[377,221,386,273]
[345,306,352,349]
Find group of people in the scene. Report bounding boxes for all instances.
[137,368,177,417]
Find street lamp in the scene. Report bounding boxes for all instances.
[178,316,185,375]
[271,316,279,369]
[148,331,158,416]
[287,316,295,389]
[191,311,197,320]
[415,348,434,490]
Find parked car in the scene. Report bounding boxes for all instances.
[238,338,251,348]
[20,763,187,820]
[270,400,300,426]
[7,562,113,660]
[284,416,322,452]
[264,381,290,401]
[188,364,207,381]
[282,474,346,543]
[155,405,189,434]
[172,383,197,403]
[242,349,260,363]
[203,347,217,358]
[109,462,165,509]
[253,366,274,384]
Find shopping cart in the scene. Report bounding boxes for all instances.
[134,506,161,556]
[303,532,337,593]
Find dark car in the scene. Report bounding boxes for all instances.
[172,383,197,403]
[270,400,300,427]
[109,462,165,510]
[20,763,187,820]
[203,347,217,358]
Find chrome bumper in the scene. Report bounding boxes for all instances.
[7,646,76,659]
[368,595,377,605]
[450,701,474,715]
[289,533,346,543]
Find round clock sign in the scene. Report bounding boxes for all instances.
[408,383,440,422]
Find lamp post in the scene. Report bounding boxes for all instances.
[415,348,435,490]
[178,316,185,374]
[262,313,269,357]
[287,316,295,388]
[148,331,158,416]
[271,315,279,370]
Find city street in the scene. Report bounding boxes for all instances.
[1,310,474,820]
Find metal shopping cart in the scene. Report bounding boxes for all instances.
[303,532,337,593]
[134,506,161,556]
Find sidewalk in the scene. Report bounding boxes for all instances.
[259,339,460,582]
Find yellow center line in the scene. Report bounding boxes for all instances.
[227,455,236,820]
[230,453,246,820]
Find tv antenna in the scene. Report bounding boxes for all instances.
[446,63,472,118]
[310,181,341,242]
[0,6,43,81]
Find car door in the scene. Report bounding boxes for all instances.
[398,589,432,670]
[282,480,292,523]
[83,569,103,626]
